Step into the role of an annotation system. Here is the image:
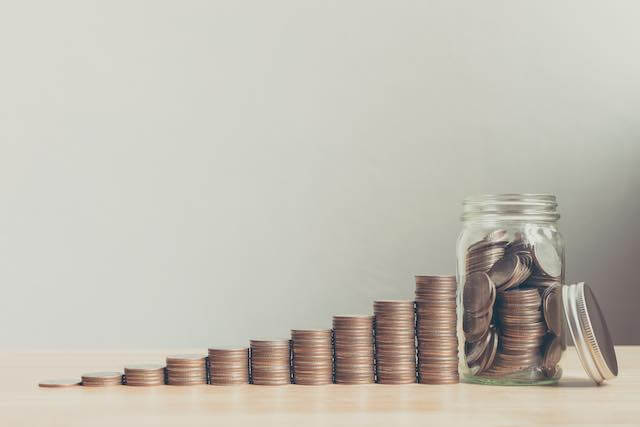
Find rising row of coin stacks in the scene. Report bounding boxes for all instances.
[38,275,461,388]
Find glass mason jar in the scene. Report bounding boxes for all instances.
[456,194,565,385]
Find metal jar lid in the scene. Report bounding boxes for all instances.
[562,282,619,384]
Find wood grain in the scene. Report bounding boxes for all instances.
[0,346,637,426]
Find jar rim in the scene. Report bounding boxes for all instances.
[463,193,556,204]
[462,193,560,222]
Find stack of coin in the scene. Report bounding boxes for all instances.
[485,288,546,376]
[124,364,165,386]
[332,315,375,384]
[249,340,291,385]
[81,371,123,387]
[415,275,459,384]
[208,347,249,385]
[166,354,207,385]
[373,301,416,384]
[291,329,333,385]
[38,378,81,388]
[465,229,509,275]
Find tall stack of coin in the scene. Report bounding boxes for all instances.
[249,340,291,385]
[332,315,375,384]
[81,371,123,387]
[373,301,416,384]
[415,275,459,384]
[485,288,546,376]
[208,348,249,385]
[291,329,333,385]
[166,354,207,385]
[124,364,165,386]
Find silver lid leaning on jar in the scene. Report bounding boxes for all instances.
[562,282,618,384]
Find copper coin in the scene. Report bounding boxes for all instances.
[463,272,495,315]
[543,284,563,335]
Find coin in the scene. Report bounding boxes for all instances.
[463,309,491,342]
[476,328,498,373]
[250,339,291,385]
[166,355,207,385]
[38,378,81,388]
[542,335,562,377]
[465,328,491,368]
[463,272,495,316]
[124,364,165,386]
[124,363,164,372]
[333,315,374,384]
[543,284,563,336]
[374,300,416,384]
[488,254,518,288]
[415,275,459,384]
[532,240,562,278]
[291,329,333,385]
[208,347,249,385]
[81,371,123,386]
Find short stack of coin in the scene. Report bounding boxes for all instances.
[332,315,375,384]
[249,340,291,385]
[38,378,81,388]
[373,301,416,384]
[166,354,207,385]
[415,275,459,384]
[291,329,333,385]
[124,364,165,386]
[81,371,123,387]
[486,288,546,376]
[208,347,249,385]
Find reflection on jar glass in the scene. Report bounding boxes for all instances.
[456,194,565,385]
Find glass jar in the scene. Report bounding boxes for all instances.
[456,194,565,385]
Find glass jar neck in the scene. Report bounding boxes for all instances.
[461,193,560,224]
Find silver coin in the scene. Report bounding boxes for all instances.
[532,240,562,278]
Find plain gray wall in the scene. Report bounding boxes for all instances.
[1,0,639,348]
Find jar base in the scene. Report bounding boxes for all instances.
[462,368,562,386]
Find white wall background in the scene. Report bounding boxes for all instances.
[1,0,639,347]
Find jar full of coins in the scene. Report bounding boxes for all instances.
[456,194,565,385]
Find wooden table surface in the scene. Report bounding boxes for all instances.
[0,346,637,426]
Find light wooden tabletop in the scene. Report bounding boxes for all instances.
[0,346,637,426]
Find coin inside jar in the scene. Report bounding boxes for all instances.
[542,335,562,377]
[543,284,563,335]
[463,272,495,315]
[532,240,562,278]
[463,309,492,342]
[488,254,518,288]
